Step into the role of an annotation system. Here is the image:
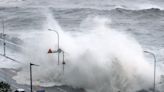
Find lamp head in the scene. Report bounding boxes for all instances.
[30,63,39,66]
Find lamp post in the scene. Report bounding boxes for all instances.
[30,63,39,92]
[2,19,6,56]
[0,20,21,63]
[61,51,66,72]
[144,51,156,92]
[47,29,66,72]
[48,29,60,65]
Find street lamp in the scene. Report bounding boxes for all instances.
[48,29,60,65]
[0,20,21,63]
[61,51,66,72]
[144,51,156,92]
[1,19,6,56]
[48,49,66,71]
[30,63,39,92]
[47,29,66,72]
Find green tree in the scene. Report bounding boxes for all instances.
[0,81,12,92]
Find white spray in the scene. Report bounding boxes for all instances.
[12,11,162,92]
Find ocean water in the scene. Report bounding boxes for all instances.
[0,1,164,92]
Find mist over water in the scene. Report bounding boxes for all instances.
[9,10,162,92]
